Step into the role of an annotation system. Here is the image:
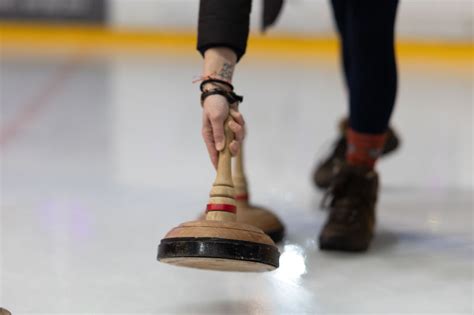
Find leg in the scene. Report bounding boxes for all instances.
[346,0,399,135]
[319,0,400,252]
[330,0,351,90]
[313,0,400,188]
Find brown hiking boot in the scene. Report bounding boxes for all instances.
[313,118,399,189]
[318,164,378,252]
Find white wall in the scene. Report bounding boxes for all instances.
[109,0,473,41]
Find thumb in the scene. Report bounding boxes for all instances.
[210,117,225,151]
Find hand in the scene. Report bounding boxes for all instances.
[202,95,245,169]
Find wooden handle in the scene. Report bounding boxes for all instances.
[233,144,249,203]
[206,117,237,222]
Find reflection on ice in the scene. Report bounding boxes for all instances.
[273,244,307,283]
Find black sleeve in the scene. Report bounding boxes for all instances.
[197,0,252,62]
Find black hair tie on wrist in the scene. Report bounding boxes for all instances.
[201,89,243,106]
[199,78,235,92]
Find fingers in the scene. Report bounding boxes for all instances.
[202,100,246,165]
[202,96,229,168]
[228,109,245,156]
[202,114,218,169]
[204,117,243,160]
[228,119,243,156]
[230,109,245,129]
[229,140,240,156]
[228,119,244,142]
[210,114,226,152]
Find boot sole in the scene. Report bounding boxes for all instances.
[319,236,371,252]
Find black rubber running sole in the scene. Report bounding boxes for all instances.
[158,237,280,268]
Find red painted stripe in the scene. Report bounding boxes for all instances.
[206,204,236,213]
[0,55,81,148]
[235,194,249,201]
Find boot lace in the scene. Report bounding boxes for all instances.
[320,166,374,224]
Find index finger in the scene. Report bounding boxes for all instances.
[230,108,245,127]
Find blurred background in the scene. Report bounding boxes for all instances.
[0,1,472,314]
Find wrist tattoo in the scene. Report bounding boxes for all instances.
[218,63,234,81]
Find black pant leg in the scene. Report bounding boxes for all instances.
[330,0,351,91]
[345,0,399,134]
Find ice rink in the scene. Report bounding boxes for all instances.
[1,48,473,314]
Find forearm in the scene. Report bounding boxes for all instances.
[202,47,238,90]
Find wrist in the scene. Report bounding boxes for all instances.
[201,89,243,107]
[203,48,236,83]
[202,81,232,92]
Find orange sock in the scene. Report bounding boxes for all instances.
[346,128,387,169]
